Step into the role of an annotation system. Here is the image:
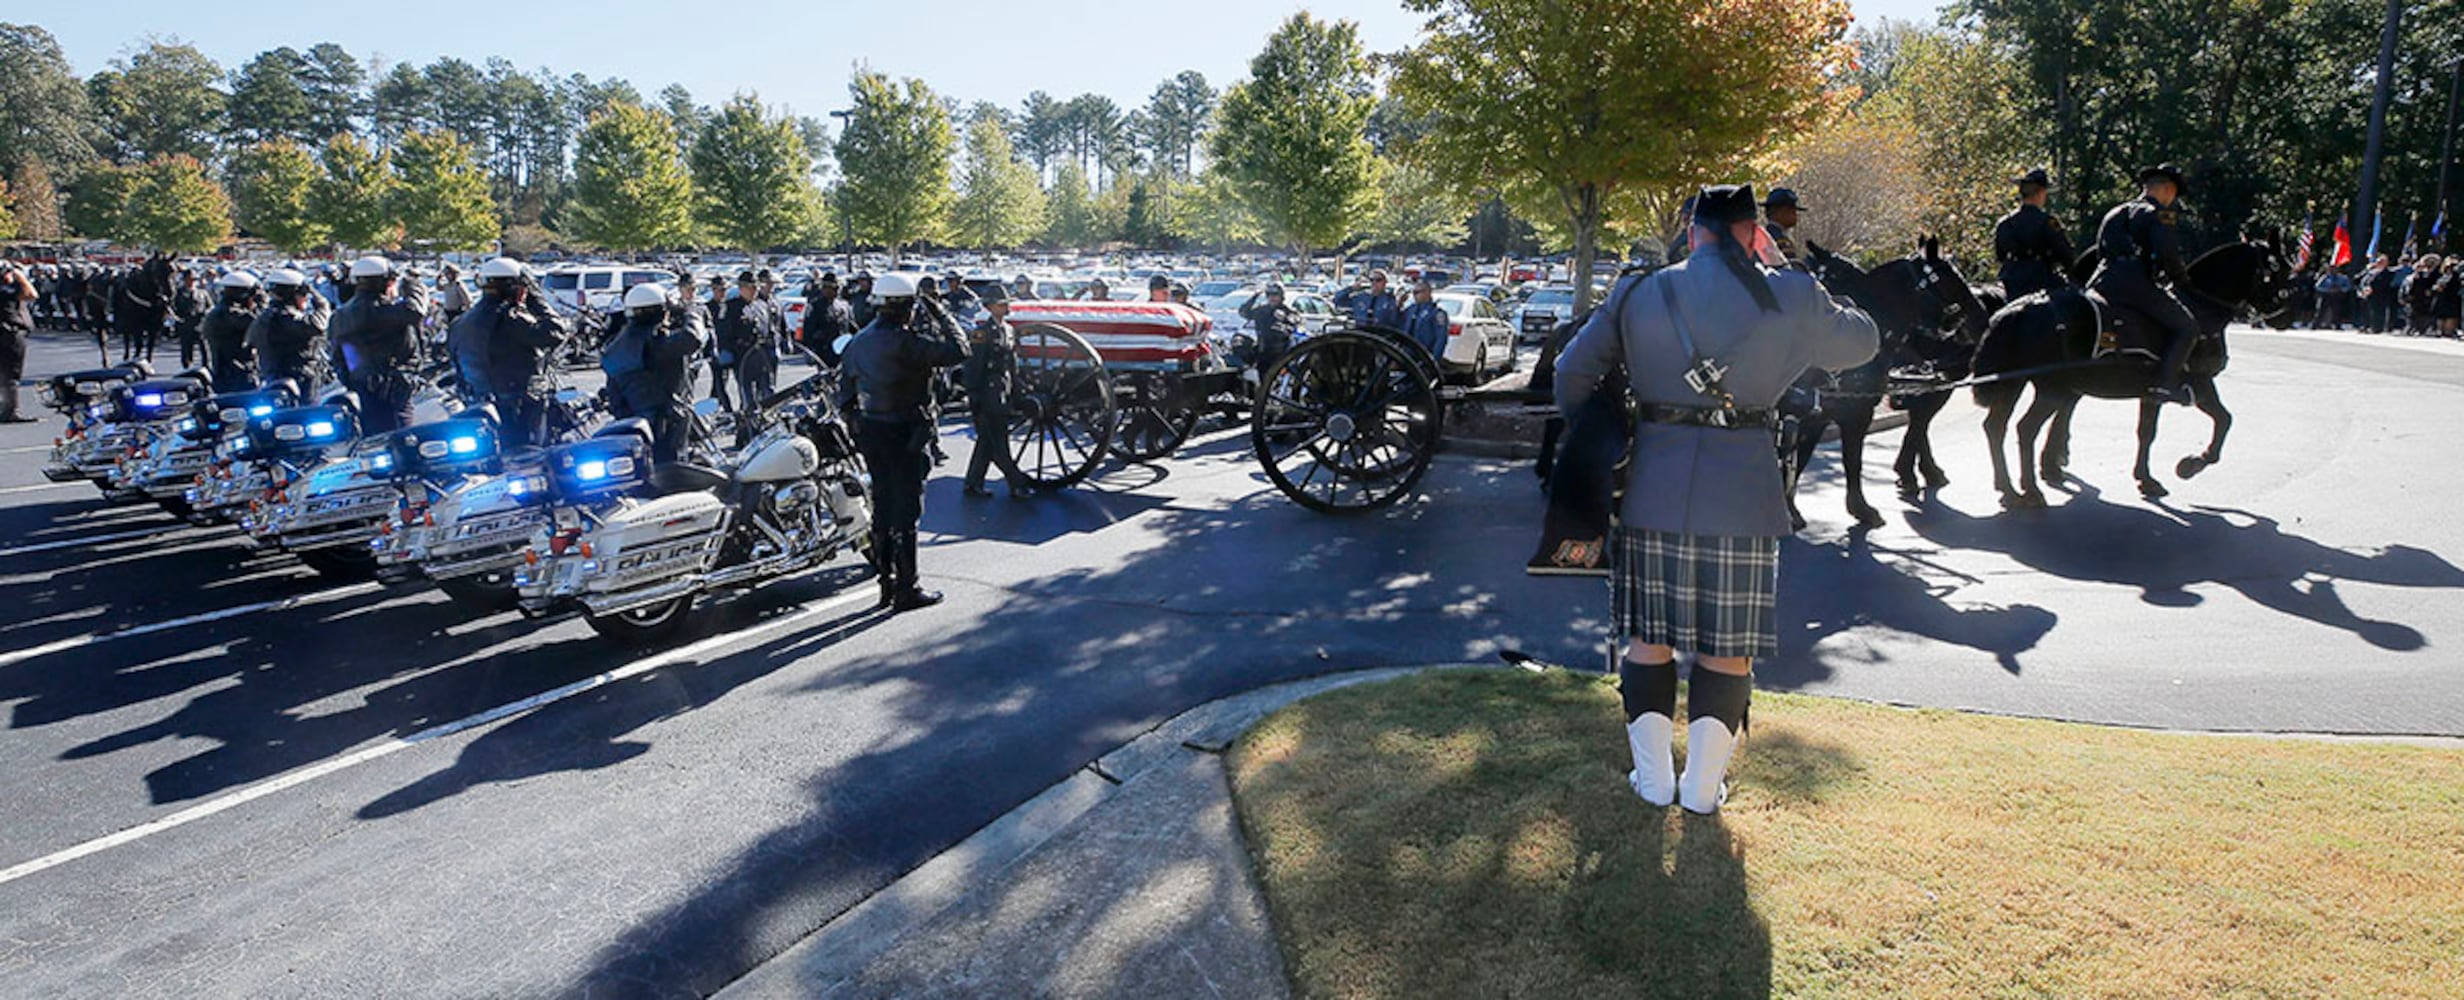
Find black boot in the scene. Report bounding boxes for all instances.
[891,529,941,611]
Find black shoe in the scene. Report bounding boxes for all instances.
[1007,484,1038,500]
[876,577,898,608]
[963,484,993,498]
[891,587,944,611]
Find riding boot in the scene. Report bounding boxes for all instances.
[892,528,942,611]
[872,529,899,607]
[2148,328,2196,406]
[1680,667,1753,816]
[1621,658,1679,807]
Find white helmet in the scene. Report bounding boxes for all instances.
[216,271,261,290]
[265,268,309,290]
[477,257,527,282]
[870,272,919,305]
[349,255,394,279]
[623,283,671,310]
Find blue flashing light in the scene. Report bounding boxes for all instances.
[248,404,275,416]
[135,393,164,407]
[507,478,531,497]
[307,421,336,438]
[448,436,479,455]
[576,460,609,482]
[369,453,393,471]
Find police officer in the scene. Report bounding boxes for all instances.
[1240,283,1303,372]
[1398,277,1449,361]
[719,270,779,409]
[961,282,1032,499]
[447,257,571,448]
[1147,274,1174,302]
[602,283,704,463]
[170,268,210,369]
[1994,168,2075,299]
[0,260,34,423]
[837,273,969,611]
[1334,269,1402,328]
[2088,164,2200,405]
[202,272,264,392]
[801,271,857,366]
[1761,188,1806,267]
[247,268,327,387]
[849,271,878,328]
[328,256,426,433]
[941,272,980,317]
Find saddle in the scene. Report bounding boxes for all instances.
[2077,291,2163,363]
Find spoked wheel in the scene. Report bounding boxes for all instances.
[1109,371,1202,463]
[1005,322,1115,490]
[585,595,692,644]
[1250,331,1444,514]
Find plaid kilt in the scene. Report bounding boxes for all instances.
[1609,527,1780,659]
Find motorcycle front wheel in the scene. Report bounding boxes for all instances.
[585,596,691,645]
[435,573,521,613]
[296,547,378,581]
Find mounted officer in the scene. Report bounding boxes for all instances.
[247,268,327,388]
[327,256,426,433]
[1761,188,1805,268]
[837,273,970,611]
[601,282,704,463]
[202,272,264,392]
[1994,168,2075,300]
[2087,163,2200,405]
[447,257,572,448]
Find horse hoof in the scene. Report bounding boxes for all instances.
[1999,491,2042,511]
[1852,506,1888,529]
[1922,467,1950,489]
[2139,479,2170,499]
[2041,464,2065,486]
[1896,476,1922,498]
[2175,456,2209,480]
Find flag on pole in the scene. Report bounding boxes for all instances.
[2331,215,2354,268]
[2437,211,2448,239]
[2295,214,2315,269]
[2365,210,2384,260]
[2402,214,2418,258]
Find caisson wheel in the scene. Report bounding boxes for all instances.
[1109,371,1202,463]
[1249,331,1444,514]
[1004,323,1115,490]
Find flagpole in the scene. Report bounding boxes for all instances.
[2355,0,2404,252]
[2438,58,2461,253]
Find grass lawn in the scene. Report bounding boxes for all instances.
[1226,669,2464,999]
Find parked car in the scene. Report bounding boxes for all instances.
[1207,288,1344,339]
[540,265,672,313]
[1512,285,1580,343]
[1431,292,1516,383]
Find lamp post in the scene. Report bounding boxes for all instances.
[830,109,855,274]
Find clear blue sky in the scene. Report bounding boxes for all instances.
[36,0,1953,120]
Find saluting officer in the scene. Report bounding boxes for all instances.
[1993,168,2076,299]
[1554,184,1877,816]
[801,271,857,365]
[247,268,328,387]
[1761,187,1806,268]
[602,283,705,463]
[1240,283,1303,371]
[446,258,571,448]
[202,272,264,392]
[838,273,969,611]
[2087,163,2200,405]
[328,256,427,433]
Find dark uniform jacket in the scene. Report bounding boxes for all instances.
[202,302,260,391]
[327,295,425,390]
[1399,300,1449,359]
[802,294,856,359]
[2091,195,2196,290]
[1332,286,1401,328]
[837,314,969,422]
[1239,298,1302,363]
[1763,222,1803,268]
[717,298,774,365]
[1555,254,1878,538]
[602,313,704,459]
[960,317,1016,404]
[1993,203,2075,298]
[247,300,327,385]
[446,294,569,402]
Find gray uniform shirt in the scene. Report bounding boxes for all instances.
[1555,256,1878,538]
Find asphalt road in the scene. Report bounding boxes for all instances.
[1,324,2459,996]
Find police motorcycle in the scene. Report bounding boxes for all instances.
[181,383,302,525]
[511,367,872,644]
[235,379,462,579]
[37,361,201,494]
[111,382,263,519]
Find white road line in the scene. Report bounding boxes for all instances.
[1,444,59,455]
[0,525,187,557]
[0,587,879,888]
[0,582,383,669]
[0,481,83,496]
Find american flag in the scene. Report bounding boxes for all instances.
[2295,218,2315,269]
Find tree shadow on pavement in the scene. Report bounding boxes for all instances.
[1905,492,2463,651]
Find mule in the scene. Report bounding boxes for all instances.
[1973,236,2292,508]
[1789,237,1990,529]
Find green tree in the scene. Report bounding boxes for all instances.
[1041,161,1098,247]
[393,130,498,251]
[0,25,99,174]
[369,63,427,148]
[299,43,365,141]
[1015,91,1065,180]
[1182,166,1261,250]
[1210,14,1382,268]
[951,112,1046,249]
[1364,158,1471,250]
[1847,21,2041,267]
[1141,71,1218,178]
[691,94,813,254]
[9,157,64,240]
[0,175,16,240]
[569,102,695,250]
[1390,0,1854,308]
[64,162,134,240]
[121,155,231,251]
[226,47,316,145]
[834,71,955,258]
[311,133,398,250]
[87,40,227,163]
[228,140,327,252]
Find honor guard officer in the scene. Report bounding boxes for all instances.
[837,273,970,611]
[203,271,264,391]
[1554,184,1877,815]
[1240,283,1303,371]
[328,256,427,433]
[447,257,572,448]
[2088,164,2200,405]
[801,271,857,366]
[718,270,779,409]
[1761,187,1805,267]
[248,268,328,387]
[1334,269,1403,328]
[1994,168,2076,299]
[602,283,705,463]
[960,282,1033,499]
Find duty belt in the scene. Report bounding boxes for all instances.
[1638,404,1780,431]
[858,410,925,423]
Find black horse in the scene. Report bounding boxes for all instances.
[1973,236,2292,508]
[113,253,174,364]
[1790,237,1990,529]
